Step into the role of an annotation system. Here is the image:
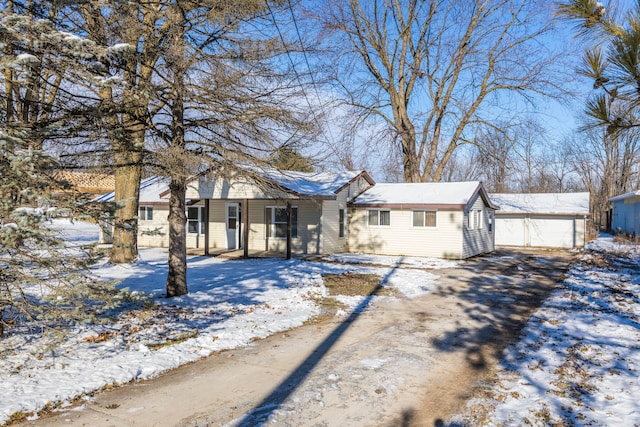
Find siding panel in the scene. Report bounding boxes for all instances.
[612,199,640,235]
[138,206,170,247]
[348,207,465,259]
[462,195,495,258]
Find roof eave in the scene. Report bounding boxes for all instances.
[349,203,467,210]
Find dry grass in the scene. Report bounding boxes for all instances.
[322,272,394,297]
[306,272,394,324]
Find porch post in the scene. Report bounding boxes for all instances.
[204,199,210,256]
[243,198,249,258]
[286,202,292,260]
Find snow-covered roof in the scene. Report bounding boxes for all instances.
[609,190,640,202]
[93,177,170,204]
[95,169,372,204]
[256,168,372,197]
[352,181,490,208]
[490,192,590,215]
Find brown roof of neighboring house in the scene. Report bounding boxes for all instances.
[55,171,115,195]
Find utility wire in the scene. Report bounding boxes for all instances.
[264,0,342,167]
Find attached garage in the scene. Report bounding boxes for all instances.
[490,193,590,249]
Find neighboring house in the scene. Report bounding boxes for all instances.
[609,190,640,236]
[96,169,375,255]
[348,182,498,259]
[95,176,171,247]
[490,192,590,249]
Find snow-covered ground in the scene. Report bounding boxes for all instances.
[0,220,441,424]
[4,221,640,426]
[453,235,640,426]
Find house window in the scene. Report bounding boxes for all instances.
[468,209,483,230]
[339,209,346,238]
[187,206,205,234]
[368,209,390,226]
[266,206,298,238]
[488,211,493,232]
[413,210,437,227]
[139,206,153,221]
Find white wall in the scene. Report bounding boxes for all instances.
[347,207,465,259]
[138,205,170,247]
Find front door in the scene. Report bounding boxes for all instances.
[226,202,240,250]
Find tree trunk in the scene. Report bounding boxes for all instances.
[110,150,143,264]
[165,48,188,297]
[166,178,188,297]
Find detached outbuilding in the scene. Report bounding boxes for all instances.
[348,182,498,259]
[490,192,590,249]
[609,190,640,236]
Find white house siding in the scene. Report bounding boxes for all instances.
[201,200,230,250]
[138,205,170,247]
[320,199,348,254]
[462,195,495,259]
[612,197,640,235]
[347,207,465,259]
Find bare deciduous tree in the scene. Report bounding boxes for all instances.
[566,126,640,228]
[313,0,564,182]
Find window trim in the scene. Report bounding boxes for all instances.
[139,206,153,221]
[488,210,494,232]
[187,206,205,235]
[367,209,391,227]
[412,209,437,228]
[468,209,484,230]
[265,206,298,239]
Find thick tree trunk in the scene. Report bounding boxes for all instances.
[166,178,188,297]
[110,150,143,264]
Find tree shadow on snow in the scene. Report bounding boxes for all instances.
[429,249,574,369]
[429,249,576,426]
[233,262,401,427]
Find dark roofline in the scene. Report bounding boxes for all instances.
[138,201,170,206]
[472,183,500,210]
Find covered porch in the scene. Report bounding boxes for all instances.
[186,246,289,259]
[185,198,301,259]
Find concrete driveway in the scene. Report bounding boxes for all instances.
[20,249,574,427]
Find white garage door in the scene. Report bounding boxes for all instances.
[495,216,526,246]
[530,216,575,248]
